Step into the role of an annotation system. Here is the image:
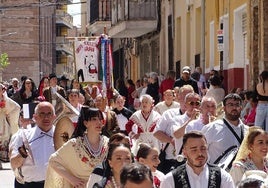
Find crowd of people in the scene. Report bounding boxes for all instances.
[0,68,267,188]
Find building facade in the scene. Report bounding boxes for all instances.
[0,0,74,83]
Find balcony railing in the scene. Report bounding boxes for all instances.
[111,0,157,25]
[90,0,112,24]
[56,36,73,55]
[56,10,73,29]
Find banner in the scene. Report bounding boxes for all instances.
[74,38,100,82]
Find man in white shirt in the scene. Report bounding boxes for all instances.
[160,131,235,188]
[201,93,248,170]
[185,96,217,132]
[153,85,194,174]
[10,102,56,188]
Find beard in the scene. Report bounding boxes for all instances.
[187,156,207,168]
[225,110,241,121]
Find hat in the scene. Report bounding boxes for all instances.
[182,66,191,74]
[49,73,57,79]
[60,75,69,81]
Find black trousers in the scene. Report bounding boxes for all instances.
[15,179,45,188]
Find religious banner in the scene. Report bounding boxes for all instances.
[99,35,114,99]
[72,34,114,100]
[74,38,100,82]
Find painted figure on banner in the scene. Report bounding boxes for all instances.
[74,39,99,83]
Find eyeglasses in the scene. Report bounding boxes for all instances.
[38,112,53,118]
[225,103,241,108]
[188,101,201,106]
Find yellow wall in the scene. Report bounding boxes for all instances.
[205,0,247,70]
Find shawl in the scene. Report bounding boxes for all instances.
[45,136,109,188]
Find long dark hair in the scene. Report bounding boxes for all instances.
[71,106,103,138]
[260,70,268,93]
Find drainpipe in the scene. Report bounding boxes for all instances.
[201,0,205,72]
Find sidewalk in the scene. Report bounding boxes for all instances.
[0,162,15,188]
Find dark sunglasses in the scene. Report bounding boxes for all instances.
[188,101,201,106]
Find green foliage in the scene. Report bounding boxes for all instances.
[0,53,10,69]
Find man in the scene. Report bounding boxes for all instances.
[174,66,199,94]
[10,102,56,188]
[153,85,194,174]
[172,92,201,155]
[59,75,69,92]
[95,94,120,137]
[43,73,66,105]
[201,93,248,169]
[160,131,235,188]
[185,96,217,132]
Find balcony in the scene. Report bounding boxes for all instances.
[88,0,112,35]
[56,36,73,56]
[56,10,73,29]
[108,0,158,38]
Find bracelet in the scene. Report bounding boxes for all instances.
[18,146,28,158]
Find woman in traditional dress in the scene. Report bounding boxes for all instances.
[136,143,165,188]
[0,83,20,168]
[229,126,268,186]
[45,107,109,188]
[87,143,132,188]
[125,94,161,155]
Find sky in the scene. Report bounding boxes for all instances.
[68,0,81,27]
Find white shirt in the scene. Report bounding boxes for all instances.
[153,101,180,115]
[201,118,248,164]
[171,113,190,155]
[117,113,128,131]
[154,108,182,159]
[160,163,235,188]
[185,118,204,132]
[11,126,55,182]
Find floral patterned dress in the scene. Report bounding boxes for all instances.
[45,135,109,188]
[229,155,268,186]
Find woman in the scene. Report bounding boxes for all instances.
[205,75,225,105]
[12,78,38,107]
[112,95,133,135]
[45,107,109,188]
[126,79,136,111]
[153,89,180,115]
[87,143,132,188]
[37,76,49,100]
[136,143,165,188]
[125,94,161,155]
[87,133,131,187]
[146,72,159,105]
[0,84,20,167]
[120,163,154,188]
[229,126,268,186]
[255,70,268,131]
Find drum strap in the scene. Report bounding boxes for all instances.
[223,119,244,144]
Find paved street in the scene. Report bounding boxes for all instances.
[0,162,15,188]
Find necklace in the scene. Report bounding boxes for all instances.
[111,176,120,188]
[84,135,103,158]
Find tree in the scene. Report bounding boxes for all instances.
[0,53,10,70]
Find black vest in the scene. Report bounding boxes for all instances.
[172,163,221,188]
